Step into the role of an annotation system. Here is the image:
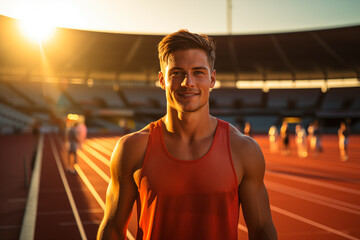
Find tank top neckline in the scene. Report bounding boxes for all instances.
[156,118,222,163]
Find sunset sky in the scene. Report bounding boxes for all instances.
[1,0,360,35]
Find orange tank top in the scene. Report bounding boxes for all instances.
[136,119,239,240]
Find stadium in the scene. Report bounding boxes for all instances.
[1,15,360,134]
[0,3,360,239]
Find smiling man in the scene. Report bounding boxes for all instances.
[97,29,277,240]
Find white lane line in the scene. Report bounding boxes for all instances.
[74,164,135,240]
[54,136,135,239]
[99,137,118,145]
[77,150,110,182]
[86,140,113,155]
[50,136,88,240]
[266,181,360,215]
[81,144,110,167]
[266,170,360,195]
[74,165,106,209]
[19,134,44,240]
[270,205,360,240]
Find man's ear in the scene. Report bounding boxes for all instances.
[159,71,166,90]
[210,69,216,88]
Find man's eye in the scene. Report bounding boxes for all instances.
[171,72,183,77]
[194,71,205,75]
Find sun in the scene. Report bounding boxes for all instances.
[19,17,55,43]
[14,2,58,43]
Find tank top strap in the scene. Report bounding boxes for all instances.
[217,118,229,130]
[148,119,162,134]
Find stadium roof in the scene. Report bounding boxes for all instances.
[1,15,359,86]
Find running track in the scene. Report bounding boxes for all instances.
[1,133,359,239]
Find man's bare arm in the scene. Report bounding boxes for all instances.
[230,128,277,240]
[97,131,148,240]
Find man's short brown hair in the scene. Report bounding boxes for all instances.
[158,29,216,71]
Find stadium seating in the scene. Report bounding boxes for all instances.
[321,87,360,110]
[121,86,166,109]
[0,80,30,106]
[210,88,263,108]
[65,84,125,108]
[267,88,321,109]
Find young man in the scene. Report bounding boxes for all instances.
[97,30,277,240]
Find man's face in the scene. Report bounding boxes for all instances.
[159,49,216,113]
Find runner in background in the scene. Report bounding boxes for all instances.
[268,125,279,153]
[338,121,350,161]
[295,124,307,158]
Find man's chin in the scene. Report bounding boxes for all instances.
[177,104,206,113]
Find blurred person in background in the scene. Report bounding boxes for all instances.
[311,120,323,157]
[307,122,314,150]
[98,29,277,240]
[31,118,41,137]
[295,124,307,158]
[268,125,279,153]
[338,121,350,161]
[280,120,290,155]
[77,121,87,149]
[66,122,79,174]
[244,121,253,137]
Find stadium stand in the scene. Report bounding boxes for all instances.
[89,118,123,133]
[6,81,51,108]
[41,82,64,105]
[0,15,359,134]
[121,86,166,109]
[210,88,263,108]
[65,83,125,108]
[267,88,321,109]
[0,103,34,133]
[0,80,30,106]
[321,87,360,110]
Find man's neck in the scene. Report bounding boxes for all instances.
[162,108,216,142]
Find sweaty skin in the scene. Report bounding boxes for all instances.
[97,49,277,240]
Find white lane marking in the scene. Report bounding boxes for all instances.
[86,139,115,155]
[54,135,135,240]
[74,164,135,240]
[77,150,110,182]
[98,137,118,146]
[266,181,360,215]
[74,165,106,210]
[270,205,360,240]
[50,136,88,240]
[81,144,110,167]
[266,170,360,195]
[19,134,44,240]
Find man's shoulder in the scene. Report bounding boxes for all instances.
[117,125,151,151]
[228,123,258,149]
[227,123,265,174]
[110,125,151,173]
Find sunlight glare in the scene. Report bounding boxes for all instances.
[19,18,55,43]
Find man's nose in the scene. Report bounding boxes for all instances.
[181,74,195,88]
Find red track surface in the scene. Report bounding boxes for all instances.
[1,133,359,239]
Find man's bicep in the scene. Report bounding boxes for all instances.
[110,139,138,219]
[238,141,276,239]
[99,139,138,238]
